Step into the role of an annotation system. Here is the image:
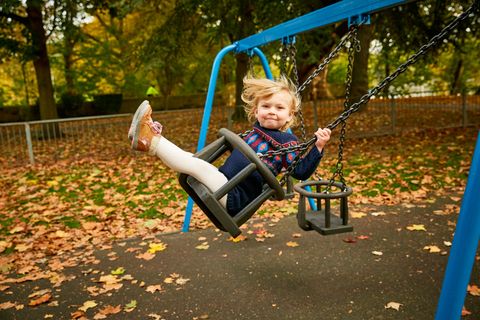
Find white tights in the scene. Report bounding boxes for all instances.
[150,136,228,206]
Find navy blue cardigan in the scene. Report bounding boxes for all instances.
[219,123,323,216]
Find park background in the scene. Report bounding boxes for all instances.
[0,0,479,319]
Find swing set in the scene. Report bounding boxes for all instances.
[179,0,478,239]
[176,1,480,318]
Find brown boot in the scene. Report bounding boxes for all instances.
[130,102,163,152]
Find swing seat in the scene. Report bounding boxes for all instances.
[294,180,353,235]
[178,128,285,237]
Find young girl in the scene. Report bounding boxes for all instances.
[129,76,331,216]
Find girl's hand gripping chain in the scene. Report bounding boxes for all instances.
[314,128,331,152]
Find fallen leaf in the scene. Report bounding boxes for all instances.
[79,300,97,312]
[124,300,137,312]
[0,301,16,310]
[385,301,402,311]
[468,284,480,296]
[356,235,370,240]
[371,211,386,216]
[136,252,156,260]
[424,245,441,253]
[462,307,471,316]
[146,285,163,293]
[111,267,125,275]
[148,242,167,253]
[228,235,247,242]
[343,237,357,243]
[350,211,367,218]
[29,293,52,306]
[175,277,190,285]
[94,304,121,318]
[195,242,210,250]
[372,251,383,256]
[406,224,426,231]
[286,241,299,247]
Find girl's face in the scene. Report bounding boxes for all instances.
[254,90,293,130]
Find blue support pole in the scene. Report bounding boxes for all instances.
[435,131,480,319]
[182,46,274,232]
[182,45,236,232]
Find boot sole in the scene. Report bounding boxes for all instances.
[129,100,150,140]
[131,101,151,150]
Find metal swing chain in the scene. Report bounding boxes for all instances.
[326,1,478,132]
[296,26,360,94]
[266,27,361,186]
[275,0,478,163]
[287,42,308,142]
[242,0,477,188]
[239,26,360,141]
[325,25,360,191]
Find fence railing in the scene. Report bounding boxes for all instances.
[1,94,479,168]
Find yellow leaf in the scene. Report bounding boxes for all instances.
[350,211,367,218]
[79,300,97,312]
[111,267,125,275]
[46,180,59,187]
[148,242,167,253]
[406,224,426,231]
[385,301,402,311]
[286,241,299,247]
[195,242,210,250]
[228,235,247,242]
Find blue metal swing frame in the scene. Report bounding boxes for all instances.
[180,1,479,317]
[183,0,416,233]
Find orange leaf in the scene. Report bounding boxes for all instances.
[29,293,52,306]
[467,284,480,296]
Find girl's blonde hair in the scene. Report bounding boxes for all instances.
[241,75,301,131]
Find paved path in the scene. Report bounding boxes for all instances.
[1,195,479,319]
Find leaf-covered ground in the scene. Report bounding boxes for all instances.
[0,126,478,317]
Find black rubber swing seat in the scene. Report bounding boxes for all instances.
[178,128,285,238]
[294,180,353,235]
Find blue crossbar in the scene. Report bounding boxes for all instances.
[435,131,480,319]
[235,0,416,53]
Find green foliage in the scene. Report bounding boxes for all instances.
[0,0,479,108]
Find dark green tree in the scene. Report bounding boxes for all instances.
[0,0,58,120]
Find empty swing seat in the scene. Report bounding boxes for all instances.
[178,128,285,237]
[294,180,353,235]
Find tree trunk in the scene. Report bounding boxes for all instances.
[27,0,58,121]
[450,58,464,95]
[63,0,78,96]
[232,53,249,120]
[350,25,372,111]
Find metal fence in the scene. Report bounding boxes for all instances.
[1,93,479,168]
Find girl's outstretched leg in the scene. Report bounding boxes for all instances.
[130,101,228,206]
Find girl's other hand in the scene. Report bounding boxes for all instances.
[314,128,331,152]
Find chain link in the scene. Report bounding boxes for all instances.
[326,25,359,190]
[296,27,359,94]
